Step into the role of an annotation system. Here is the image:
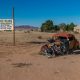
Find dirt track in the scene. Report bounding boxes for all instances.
[0,43,80,80]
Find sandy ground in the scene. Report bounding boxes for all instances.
[0,31,80,80]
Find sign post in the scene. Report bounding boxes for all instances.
[12,7,15,46]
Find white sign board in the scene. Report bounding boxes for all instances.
[0,19,13,30]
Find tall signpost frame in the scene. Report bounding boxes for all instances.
[12,7,15,46]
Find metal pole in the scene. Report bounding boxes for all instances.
[12,7,15,46]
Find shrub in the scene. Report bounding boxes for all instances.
[38,36,42,39]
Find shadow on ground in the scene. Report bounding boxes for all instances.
[12,62,32,68]
[27,41,46,44]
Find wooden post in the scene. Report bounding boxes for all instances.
[12,7,15,46]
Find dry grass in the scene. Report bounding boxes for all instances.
[0,31,79,45]
[0,31,52,45]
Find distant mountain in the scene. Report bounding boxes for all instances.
[15,25,39,30]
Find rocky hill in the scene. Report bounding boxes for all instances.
[15,25,38,31]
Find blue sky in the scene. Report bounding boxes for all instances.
[0,0,80,27]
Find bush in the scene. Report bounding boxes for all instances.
[38,36,42,39]
[24,31,30,33]
[74,31,79,34]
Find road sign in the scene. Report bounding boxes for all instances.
[0,19,13,30]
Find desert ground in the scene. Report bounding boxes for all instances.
[0,31,80,80]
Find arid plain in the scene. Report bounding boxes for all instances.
[0,31,80,80]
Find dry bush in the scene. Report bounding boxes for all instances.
[74,31,79,34]
[24,31,30,33]
[37,36,43,39]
